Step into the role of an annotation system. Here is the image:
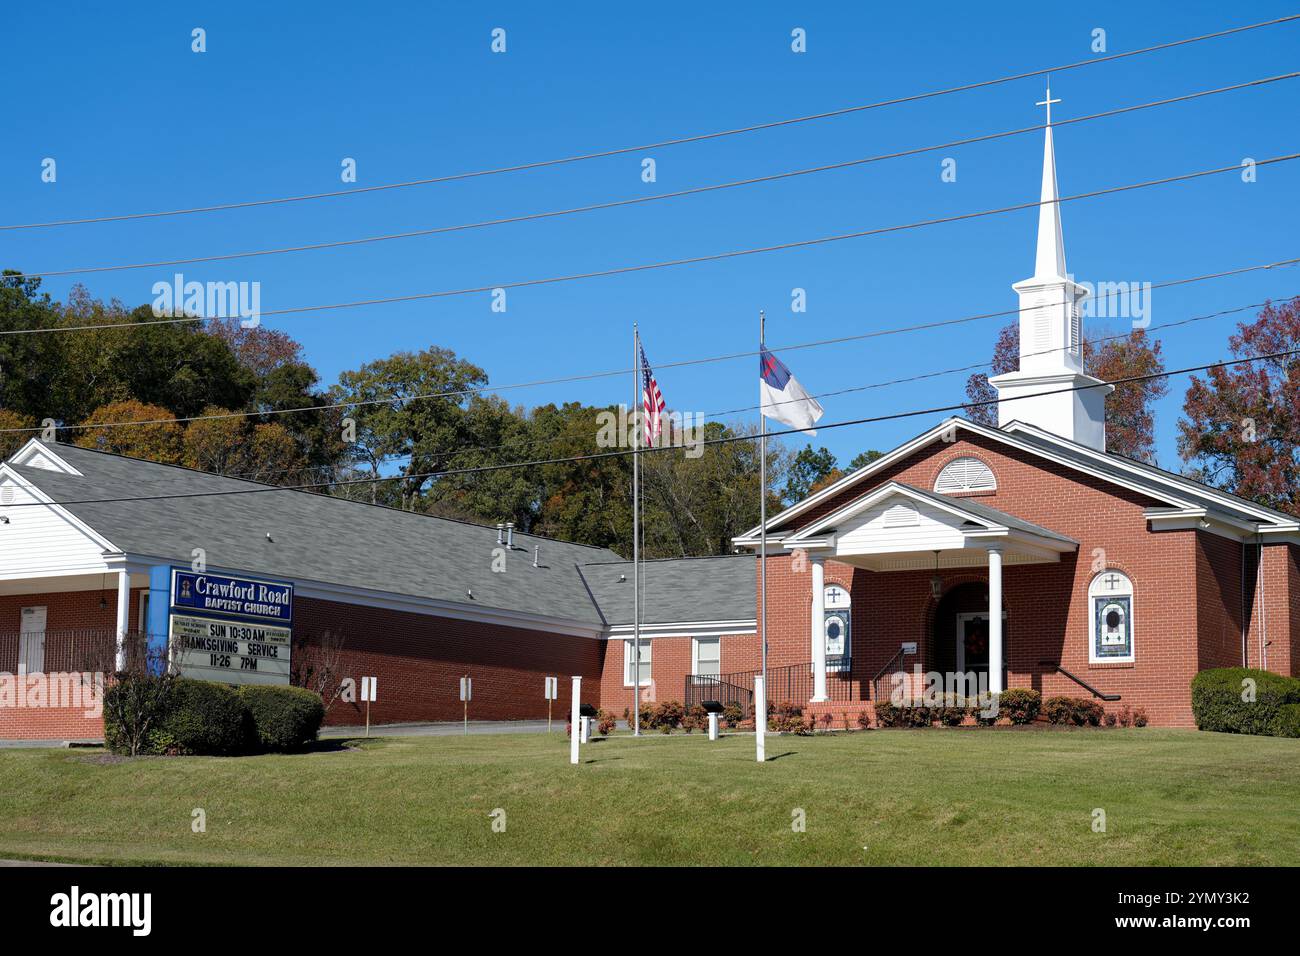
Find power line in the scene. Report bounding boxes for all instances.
[16,72,1297,280]
[3,14,1293,233]
[13,254,1298,436]
[18,340,1300,508]
[8,153,1298,339]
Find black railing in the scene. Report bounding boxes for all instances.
[871,647,907,702]
[684,659,859,719]
[1039,659,1121,701]
[0,629,146,674]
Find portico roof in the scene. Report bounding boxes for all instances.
[782,480,1077,571]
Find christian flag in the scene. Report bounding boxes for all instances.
[760,348,824,435]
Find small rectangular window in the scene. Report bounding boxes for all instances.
[693,637,720,680]
[624,639,651,686]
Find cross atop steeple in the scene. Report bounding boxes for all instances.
[1036,84,1062,126]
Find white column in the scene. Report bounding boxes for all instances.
[569,676,581,765]
[754,675,766,763]
[810,557,828,702]
[115,569,131,671]
[987,547,1003,695]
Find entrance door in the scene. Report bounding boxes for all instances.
[955,611,1007,683]
[19,606,46,674]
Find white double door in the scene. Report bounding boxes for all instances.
[19,605,46,674]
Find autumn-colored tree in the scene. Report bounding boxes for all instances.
[181,407,307,484]
[1178,299,1300,514]
[0,409,36,460]
[964,322,1166,461]
[74,400,183,463]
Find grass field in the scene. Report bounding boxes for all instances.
[2,727,1298,866]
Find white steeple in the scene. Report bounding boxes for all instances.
[988,85,1113,451]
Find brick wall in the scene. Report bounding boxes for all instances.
[295,596,605,726]
[596,632,757,717]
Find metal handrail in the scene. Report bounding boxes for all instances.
[1039,659,1121,701]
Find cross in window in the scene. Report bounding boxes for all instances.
[1104,574,1121,590]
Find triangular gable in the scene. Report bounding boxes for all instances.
[737,417,1219,542]
[0,464,120,576]
[8,438,83,476]
[788,481,1008,542]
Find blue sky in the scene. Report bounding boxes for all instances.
[3,2,1297,470]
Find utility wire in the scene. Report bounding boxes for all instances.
[15,72,1297,280]
[8,153,1298,338]
[18,335,1300,508]
[2,14,1293,233]
[13,254,1298,436]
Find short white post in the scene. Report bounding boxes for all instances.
[810,557,828,701]
[579,716,591,743]
[115,569,131,671]
[754,675,766,763]
[707,712,719,741]
[569,676,581,765]
[988,546,1004,695]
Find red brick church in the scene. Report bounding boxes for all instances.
[732,113,1300,728]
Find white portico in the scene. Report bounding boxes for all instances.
[783,482,1077,697]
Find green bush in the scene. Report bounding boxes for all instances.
[1275,703,1300,738]
[998,688,1041,724]
[239,684,325,752]
[721,702,743,727]
[1043,696,1104,726]
[1190,667,1300,736]
[149,678,251,755]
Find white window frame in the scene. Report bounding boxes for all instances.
[1088,570,1135,664]
[691,636,721,682]
[623,638,652,687]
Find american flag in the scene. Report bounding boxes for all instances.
[640,343,665,447]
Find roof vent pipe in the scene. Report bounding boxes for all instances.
[506,522,515,549]
[533,545,540,568]
[496,523,505,546]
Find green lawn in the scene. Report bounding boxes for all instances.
[1,728,1298,866]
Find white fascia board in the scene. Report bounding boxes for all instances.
[788,481,999,542]
[1006,421,1296,528]
[7,439,84,476]
[607,620,757,640]
[127,552,607,640]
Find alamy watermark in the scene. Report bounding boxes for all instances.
[152,272,262,328]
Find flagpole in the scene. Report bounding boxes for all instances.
[758,309,768,763]
[632,324,641,737]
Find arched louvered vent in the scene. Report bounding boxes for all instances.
[882,502,920,527]
[935,457,996,494]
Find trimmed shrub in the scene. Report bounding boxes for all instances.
[596,709,617,736]
[652,700,685,731]
[150,678,251,755]
[1190,667,1300,736]
[998,688,1041,725]
[1132,707,1148,728]
[104,671,181,756]
[1043,695,1104,727]
[721,702,743,728]
[856,711,872,730]
[239,684,325,752]
[1275,703,1300,738]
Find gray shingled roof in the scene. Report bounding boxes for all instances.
[14,443,623,626]
[577,554,756,626]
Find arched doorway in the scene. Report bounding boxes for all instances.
[932,581,1008,684]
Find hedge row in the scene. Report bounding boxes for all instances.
[105,677,325,756]
[1191,668,1300,738]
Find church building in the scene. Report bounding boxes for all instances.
[1,102,1296,741]
[733,106,1300,728]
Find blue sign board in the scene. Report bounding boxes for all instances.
[170,569,293,625]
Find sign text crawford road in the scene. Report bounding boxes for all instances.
[167,569,294,686]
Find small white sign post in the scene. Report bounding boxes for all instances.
[754,675,766,763]
[460,676,472,735]
[707,711,720,741]
[544,676,558,732]
[569,676,581,765]
[360,676,378,737]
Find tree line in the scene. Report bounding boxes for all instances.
[4,271,1298,557]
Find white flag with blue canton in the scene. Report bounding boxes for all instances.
[759,348,824,435]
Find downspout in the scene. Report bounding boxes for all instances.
[1241,540,1248,667]
[1258,528,1268,671]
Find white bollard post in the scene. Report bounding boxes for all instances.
[707,712,719,741]
[570,676,581,765]
[754,675,766,763]
[579,716,591,743]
